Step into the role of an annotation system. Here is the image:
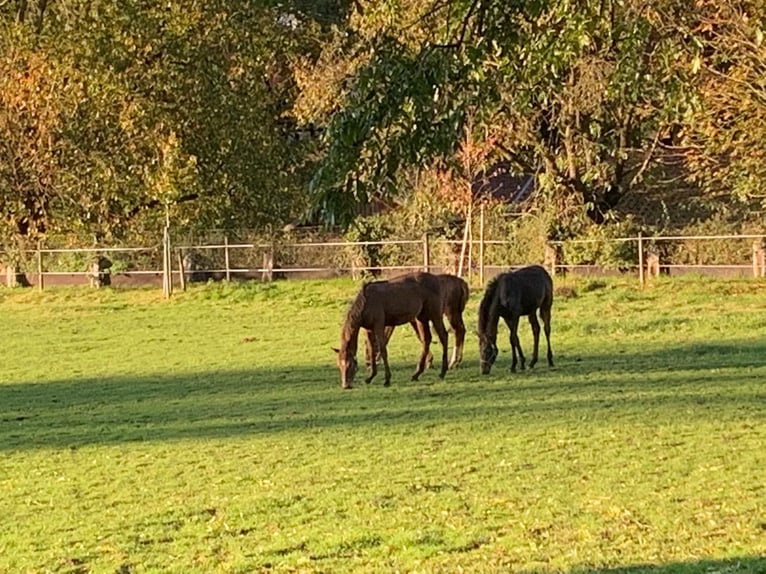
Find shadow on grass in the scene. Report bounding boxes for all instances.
[554,556,766,574]
[484,335,764,375]
[0,340,764,452]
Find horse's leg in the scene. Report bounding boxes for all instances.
[364,328,374,368]
[448,313,466,369]
[506,316,525,372]
[374,324,393,386]
[411,320,431,381]
[364,329,378,384]
[377,325,395,362]
[540,306,554,367]
[432,316,449,379]
[409,320,433,368]
[528,312,541,368]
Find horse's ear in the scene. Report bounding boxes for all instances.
[332,347,340,354]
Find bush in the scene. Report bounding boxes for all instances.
[560,219,640,269]
[661,215,758,266]
[343,216,394,277]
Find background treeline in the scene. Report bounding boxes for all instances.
[2,0,765,259]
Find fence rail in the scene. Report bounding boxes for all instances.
[2,231,765,296]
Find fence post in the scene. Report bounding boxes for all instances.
[753,239,765,277]
[761,239,766,278]
[467,215,473,284]
[422,233,430,273]
[36,241,44,292]
[457,213,470,278]
[162,226,172,298]
[479,202,485,286]
[3,263,14,288]
[177,250,187,291]
[544,243,558,276]
[638,232,645,287]
[262,244,274,282]
[224,235,231,282]
[351,253,359,280]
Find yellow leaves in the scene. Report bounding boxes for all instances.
[691,55,702,74]
[145,130,199,205]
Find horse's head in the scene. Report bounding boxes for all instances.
[479,336,498,375]
[334,347,358,389]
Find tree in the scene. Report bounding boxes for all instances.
[308,0,704,231]
[0,27,74,244]
[682,0,766,215]
[1,0,322,248]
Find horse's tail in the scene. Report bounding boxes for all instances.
[458,278,470,313]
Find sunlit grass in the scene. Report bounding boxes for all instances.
[1,276,764,573]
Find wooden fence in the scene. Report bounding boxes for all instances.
[2,232,765,296]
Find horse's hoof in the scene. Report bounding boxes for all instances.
[364,377,373,384]
[342,384,353,390]
[383,381,391,387]
[411,375,419,382]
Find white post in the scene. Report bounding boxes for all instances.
[36,241,44,292]
[457,205,471,278]
[162,226,172,298]
[224,235,231,282]
[479,203,485,286]
[638,232,645,287]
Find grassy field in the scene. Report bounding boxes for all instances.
[0,275,764,573]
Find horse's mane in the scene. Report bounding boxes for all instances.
[344,286,367,329]
[477,274,501,337]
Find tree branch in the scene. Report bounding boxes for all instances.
[432,0,482,50]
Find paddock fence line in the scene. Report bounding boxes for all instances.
[1,231,765,295]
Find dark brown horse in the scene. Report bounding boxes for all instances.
[366,273,469,369]
[334,272,449,389]
[477,265,554,375]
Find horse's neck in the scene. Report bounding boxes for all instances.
[340,321,360,356]
[479,300,500,342]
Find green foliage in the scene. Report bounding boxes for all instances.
[0,1,319,246]
[3,0,765,255]
[313,41,472,224]
[662,215,762,267]
[682,0,766,211]
[560,219,641,269]
[343,214,417,274]
[309,0,705,227]
[479,205,551,268]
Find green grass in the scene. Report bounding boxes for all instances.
[1,276,764,573]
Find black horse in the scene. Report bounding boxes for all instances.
[477,265,554,374]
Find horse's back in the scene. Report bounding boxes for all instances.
[363,274,440,326]
[390,271,441,292]
[389,271,443,307]
[504,265,553,315]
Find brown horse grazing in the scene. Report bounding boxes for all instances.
[334,272,449,389]
[477,265,554,375]
[365,274,469,369]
